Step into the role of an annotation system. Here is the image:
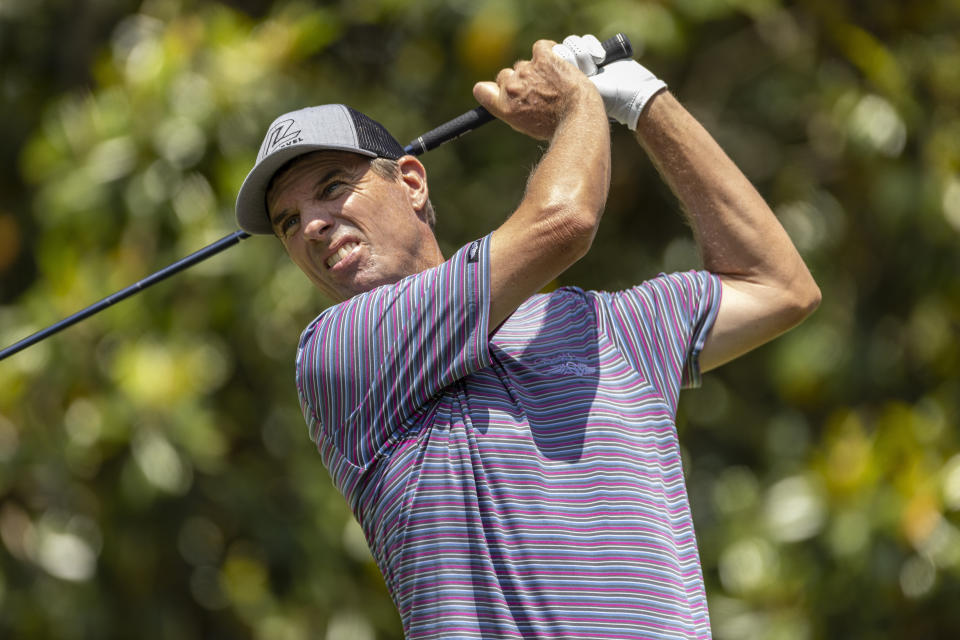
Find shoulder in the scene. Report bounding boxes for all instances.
[297,286,394,365]
[589,271,718,308]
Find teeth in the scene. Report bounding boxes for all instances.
[326,242,358,269]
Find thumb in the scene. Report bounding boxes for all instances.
[472,81,502,114]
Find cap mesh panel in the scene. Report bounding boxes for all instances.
[346,106,405,159]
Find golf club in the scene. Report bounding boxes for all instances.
[0,33,632,362]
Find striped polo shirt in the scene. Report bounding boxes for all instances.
[296,235,722,639]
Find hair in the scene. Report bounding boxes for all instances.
[265,153,437,234]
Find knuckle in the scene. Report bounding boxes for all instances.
[531,39,557,57]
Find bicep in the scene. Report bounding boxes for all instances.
[699,276,812,372]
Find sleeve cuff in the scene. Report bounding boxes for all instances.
[682,272,723,389]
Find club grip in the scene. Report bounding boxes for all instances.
[600,33,633,64]
[404,33,634,156]
[405,107,495,156]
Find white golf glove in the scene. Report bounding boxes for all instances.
[553,34,667,130]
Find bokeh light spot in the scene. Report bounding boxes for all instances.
[943,176,960,232]
[719,537,778,594]
[765,475,826,542]
[713,466,760,515]
[848,94,906,157]
[222,543,269,608]
[132,429,192,494]
[325,611,375,640]
[457,0,518,75]
[64,398,102,447]
[34,528,97,582]
[943,454,960,511]
[900,555,936,599]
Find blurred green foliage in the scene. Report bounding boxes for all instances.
[1,0,958,638]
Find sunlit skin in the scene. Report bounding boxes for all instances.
[266,151,444,303]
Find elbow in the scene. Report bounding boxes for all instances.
[544,204,600,261]
[797,267,822,317]
[785,272,821,324]
[524,190,602,261]
[545,184,605,256]
[520,153,608,261]
[804,281,822,316]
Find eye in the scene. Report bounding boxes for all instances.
[280,213,300,237]
[319,180,344,198]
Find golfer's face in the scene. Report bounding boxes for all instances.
[266,151,432,302]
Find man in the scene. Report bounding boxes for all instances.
[235,34,819,640]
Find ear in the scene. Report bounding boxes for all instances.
[397,155,430,218]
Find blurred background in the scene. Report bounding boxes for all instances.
[1,0,958,638]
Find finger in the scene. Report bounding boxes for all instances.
[552,42,577,67]
[561,35,598,75]
[531,39,559,61]
[472,81,502,113]
[512,59,533,76]
[580,34,606,63]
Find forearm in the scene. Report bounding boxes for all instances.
[636,91,820,369]
[516,90,610,255]
[636,92,802,283]
[485,90,610,330]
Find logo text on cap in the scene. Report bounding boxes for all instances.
[260,119,303,160]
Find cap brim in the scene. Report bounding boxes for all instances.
[235,144,377,235]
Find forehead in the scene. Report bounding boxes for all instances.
[268,150,371,199]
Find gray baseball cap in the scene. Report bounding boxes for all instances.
[235,104,406,235]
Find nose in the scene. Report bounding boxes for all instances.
[301,207,333,241]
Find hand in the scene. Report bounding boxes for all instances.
[553,34,667,131]
[473,40,600,141]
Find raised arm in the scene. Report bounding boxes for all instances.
[634,92,820,371]
[555,34,819,372]
[472,40,611,332]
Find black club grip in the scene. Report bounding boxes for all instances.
[599,33,633,64]
[404,33,634,156]
[405,107,496,157]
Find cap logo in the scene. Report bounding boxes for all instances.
[259,118,303,160]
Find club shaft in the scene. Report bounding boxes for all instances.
[0,230,250,361]
[1,33,634,362]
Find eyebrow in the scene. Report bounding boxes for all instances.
[269,167,348,227]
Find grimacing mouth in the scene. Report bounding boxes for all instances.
[326,241,360,269]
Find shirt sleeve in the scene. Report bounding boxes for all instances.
[295,236,492,474]
[592,270,722,415]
